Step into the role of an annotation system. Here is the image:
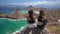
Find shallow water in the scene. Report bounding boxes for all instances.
[0,18,28,34]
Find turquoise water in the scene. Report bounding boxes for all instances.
[21,10,39,14]
[21,10,28,14]
[0,18,28,34]
[0,8,38,34]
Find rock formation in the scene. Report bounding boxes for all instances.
[0,9,24,19]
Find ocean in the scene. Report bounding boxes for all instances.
[0,7,38,14]
[0,8,38,34]
[0,18,28,34]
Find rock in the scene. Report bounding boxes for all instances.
[41,28,51,34]
[58,19,60,22]
[15,27,51,34]
[16,32,20,34]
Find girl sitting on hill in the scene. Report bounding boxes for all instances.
[27,10,36,28]
[37,10,48,29]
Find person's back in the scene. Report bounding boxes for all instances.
[38,15,43,22]
[27,10,35,28]
[27,15,35,24]
[37,10,48,28]
[32,10,48,34]
[23,10,35,34]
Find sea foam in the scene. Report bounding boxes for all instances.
[0,18,27,21]
[12,26,27,34]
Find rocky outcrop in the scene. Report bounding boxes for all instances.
[0,11,24,19]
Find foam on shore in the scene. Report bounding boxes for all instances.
[34,11,39,14]
[12,19,38,34]
[0,18,27,21]
[12,26,27,34]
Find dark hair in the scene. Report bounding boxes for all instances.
[38,10,44,22]
[28,10,34,19]
[39,10,44,16]
[16,9,20,10]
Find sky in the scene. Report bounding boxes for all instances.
[0,0,60,6]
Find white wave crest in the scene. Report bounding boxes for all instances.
[12,26,27,34]
[34,11,39,14]
[0,18,27,21]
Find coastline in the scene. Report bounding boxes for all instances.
[12,26,27,34]
[0,18,28,34]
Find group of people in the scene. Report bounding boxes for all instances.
[15,9,48,34]
[27,10,48,29]
[22,10,48,34]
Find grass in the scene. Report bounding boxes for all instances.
[46,22,60,34]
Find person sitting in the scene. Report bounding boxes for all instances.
[27,10,36,28]
[37,10,48,29]
[23,10,36,34]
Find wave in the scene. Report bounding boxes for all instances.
[12,19,38,34]
[12,26,27,34]
[34,11,39,14]
[0,18,27,21]
[0,18,38,34]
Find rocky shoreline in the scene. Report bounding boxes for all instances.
[0,11,25,19]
